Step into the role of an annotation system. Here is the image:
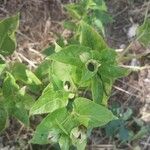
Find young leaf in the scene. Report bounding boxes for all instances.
[0,14,19,56]
[2,72,19,99]
[31,108,78,145]
[48,45,91,67]
[70,127,87,150]
[11,62,42,86]
[34,59,51,80]
[52,61,72,82]
[17,90,35,110]
[13,102,29,126]
[99,64,129,79]
[30,84,69,115]
[11,62,28,82]
[73,97,116,128]
[80,22,107,51]
[59,135,70,150]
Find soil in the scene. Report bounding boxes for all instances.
[0,0,150,149]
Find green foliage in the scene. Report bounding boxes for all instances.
[1,1,149,149]
[105,104,150,143]
[64,0,113,35]
[0,14,19,56]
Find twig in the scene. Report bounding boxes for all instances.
[18,53,37,68]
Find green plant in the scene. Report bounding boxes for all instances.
[0,1,149,150]
[29,1,128,148]
[0,14,42,131]
[64,0,113,35]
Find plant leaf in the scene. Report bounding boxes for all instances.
[0,14,19,56]
[80,22,107,51]
[52,61,73,82]
[48,45,91,67]
[2,72,19,99]
[31,108,78,144]
[59,135,70,150]
[30,84,69,115]
[13,102,29,126]
[11,62,28,82]
[73,97,116,128]
[35,59,51,80]
[70,127,87,150]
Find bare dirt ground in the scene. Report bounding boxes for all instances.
[0,0,149,149]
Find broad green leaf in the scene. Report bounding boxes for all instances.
[59,135,70,150]
[105,119,123,137]
[35,59,51,80]
[99,65,129,79]
[91,74,103,104]
[50,74,63,91]
[49,45,91,67]
[0,14,19,56]
[11,62,28,82]
[30,84,69,115]
[42,45,55,56]
[13,102,29,126]
[2,72,19,99]
[31,108,78,144]
[18,88,35,110]
[11,62,42,86]
[0,105,7,132]
[80,22,107,51]
[97,48,117,64]
[73,97,116,128]
[137,19,150,47]
[119,126,129,141]
[52,61,72,81]
[26,70,42,85]
[70,127,87,150]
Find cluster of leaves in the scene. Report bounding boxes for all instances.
[0,14,43,132]
[0,1,149,149]
[30,19,129,149]
[64,0,112,35]
[0,14,125,150]
[105,104,150,144]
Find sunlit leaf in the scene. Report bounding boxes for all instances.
[73,97,116,128]
[30,84,69,115]
[0,14,19,56]
[80,22,107,51]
